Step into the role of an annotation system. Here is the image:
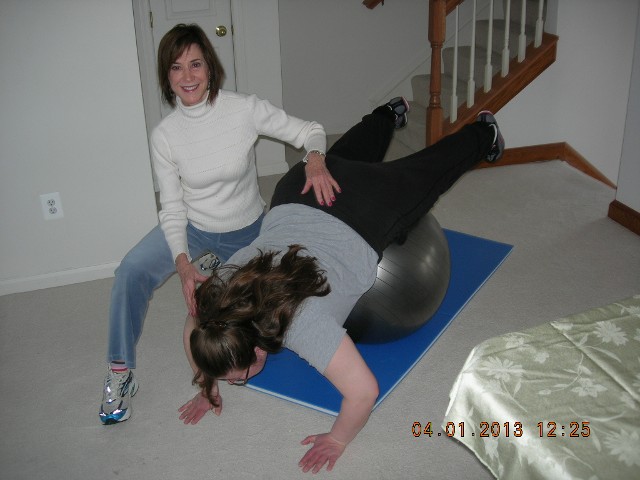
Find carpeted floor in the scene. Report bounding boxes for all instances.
[1,138,639,479]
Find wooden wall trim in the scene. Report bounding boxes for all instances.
[474,142,617,189]
[362,0,384,9]
[608,200,640,236]
[561,143,617,189]
[474,143,640,237]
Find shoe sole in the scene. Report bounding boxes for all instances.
[389,96,410,115]
[400,97,410,114]
[477,110,504,162]
[100,409,131,425]
[99,378,139,425]
[393,97,410,129]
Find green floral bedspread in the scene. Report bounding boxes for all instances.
[442,294,640,479]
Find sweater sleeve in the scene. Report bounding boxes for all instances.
[150,127,189,262]
[249,95,327,154]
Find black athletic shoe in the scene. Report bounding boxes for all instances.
[476,110,505,162]
[386,96,410,129]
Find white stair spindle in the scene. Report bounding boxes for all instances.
[535,0,544,47]
[451,6,459,122]
[484,0,494,92]
[502,0,511,76]
[467,0,477,107]
[518,0,527,61]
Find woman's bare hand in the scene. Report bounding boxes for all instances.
[175,254,208,316]
[301,153,341,206]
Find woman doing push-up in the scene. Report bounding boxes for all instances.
[180,98,504,473]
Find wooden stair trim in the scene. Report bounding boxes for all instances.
[441,32,559,138]
[608,200,640,236]
[362,0,384,9]
[561,143,616,189]
[446,0,465,14]
[363,0,462,12]
[474,142,617,190]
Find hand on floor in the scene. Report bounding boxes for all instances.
[298,433,346,473]
[178,390,222,424]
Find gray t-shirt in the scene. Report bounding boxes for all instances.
[225,204,378,373]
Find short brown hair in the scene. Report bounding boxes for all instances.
[157,23,225,108]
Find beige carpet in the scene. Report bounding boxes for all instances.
[1,143,639,479]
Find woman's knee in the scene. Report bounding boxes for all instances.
[115,253,154,286]
[115,244,173,290]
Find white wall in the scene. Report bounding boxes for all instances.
[232,0,288,176]
[500,0,638,184]
[616,6,640,214]
[3,0,637,295]
[0,0,158,294]
[0,0,289,295]
[278,0,429,134]
[279,0,638,185]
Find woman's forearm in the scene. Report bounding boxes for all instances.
[329,393,377,445]
[322,336,380,446]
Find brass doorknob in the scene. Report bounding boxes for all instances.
[216,25,227,37]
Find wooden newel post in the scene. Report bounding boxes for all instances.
[427,0,446,146]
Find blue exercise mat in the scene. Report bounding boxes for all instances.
[246,230,513,415]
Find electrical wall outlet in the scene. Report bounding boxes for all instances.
[40,192,64,220]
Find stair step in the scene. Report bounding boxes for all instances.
[508,0,545,28]
[442,20,536,85]
[393,100,427,152]
[394,95,469,153]
[398,0,545,154]
[475,19,536,54]
[412,20,537,110]
[443,47,493,86]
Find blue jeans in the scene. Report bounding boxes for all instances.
[107,215,264,368]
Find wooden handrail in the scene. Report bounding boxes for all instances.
[446,0,465,15]
[363,0,462,12]
[362,0,384,9]
[362,0,464,11]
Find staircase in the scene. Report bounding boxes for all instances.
[369,0,558,152]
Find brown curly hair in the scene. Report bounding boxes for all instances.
[191,245,331,405]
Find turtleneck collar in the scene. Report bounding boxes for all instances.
[176,91,214,119]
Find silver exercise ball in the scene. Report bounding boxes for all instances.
[344,213,450,344]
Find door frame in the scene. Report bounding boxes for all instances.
[131,0,288,177]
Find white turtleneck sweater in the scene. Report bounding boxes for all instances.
[150,90,326,261]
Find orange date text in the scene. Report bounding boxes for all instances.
[411,421,524,438]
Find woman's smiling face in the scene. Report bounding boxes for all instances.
[168,44,210,106]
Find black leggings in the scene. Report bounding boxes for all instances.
[270,107,494,259]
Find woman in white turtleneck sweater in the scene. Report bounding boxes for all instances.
[99,23,339,425]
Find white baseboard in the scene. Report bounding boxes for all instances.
[0,262,119,296]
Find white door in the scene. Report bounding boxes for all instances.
[138,0,235,127]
